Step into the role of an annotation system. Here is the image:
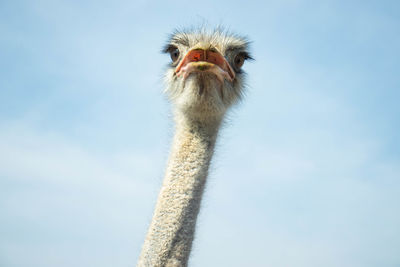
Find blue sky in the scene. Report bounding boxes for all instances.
[1,0,399,266]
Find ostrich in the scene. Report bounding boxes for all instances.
[137,28,252,267]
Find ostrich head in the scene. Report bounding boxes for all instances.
[163,28,252,121]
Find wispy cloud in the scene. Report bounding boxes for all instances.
[0,121,164,266]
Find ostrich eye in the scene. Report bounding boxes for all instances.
[234,54,245,69]
[170,48,180,63]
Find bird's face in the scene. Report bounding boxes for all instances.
[163,29,252,120]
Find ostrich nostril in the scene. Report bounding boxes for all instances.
[208,47,218,53]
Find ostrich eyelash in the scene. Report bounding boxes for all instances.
[162,44,178,54]
[237,51,254,61]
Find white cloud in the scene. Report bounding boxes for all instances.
[0,121,164,267]
[189,123,400,267]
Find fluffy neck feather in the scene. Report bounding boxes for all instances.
[137,112,221,267]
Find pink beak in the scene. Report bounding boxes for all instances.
[175,49,235,82]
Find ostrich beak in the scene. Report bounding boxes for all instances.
[175,49,235,82]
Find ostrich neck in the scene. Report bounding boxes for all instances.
[137,114,222,267]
